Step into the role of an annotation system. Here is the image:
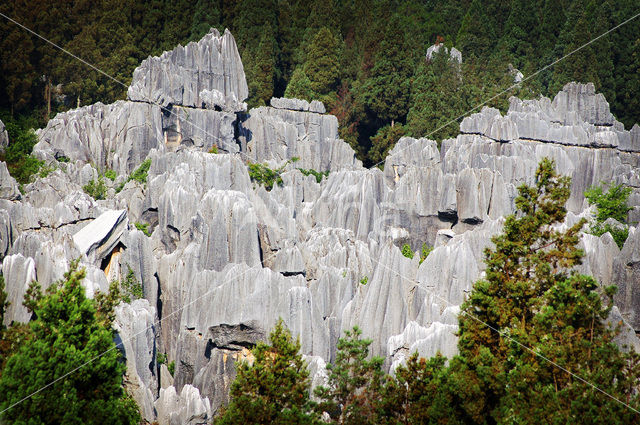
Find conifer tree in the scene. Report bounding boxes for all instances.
[284,67,315,101]
[217,319,320,425]
[360,13,413,126]
[498,0,540,71]
[0,261,140,424]
[315,326,384,424]
[406,48,465,142]
[247,30,278,106]
[451,158,640,423]
[456,0,496,59]
[302,27,340,99]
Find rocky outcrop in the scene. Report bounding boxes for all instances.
[128,29,247,112]
[270,97,326,114]
[114,300,158,422]
[34,101,165,175]
[154,385,212,425]
[73,209,128,265]
[0,161,20,200]
[0,119,8,152]
[426,43,462,63]
[3,29,639,420]
[238,105,361,171]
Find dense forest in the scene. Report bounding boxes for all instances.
[1,0,639,165]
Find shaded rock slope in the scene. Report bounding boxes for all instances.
[1,29,639,421]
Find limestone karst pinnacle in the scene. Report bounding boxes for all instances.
[1,29,639,423]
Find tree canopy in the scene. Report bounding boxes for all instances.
[0,261,140,425]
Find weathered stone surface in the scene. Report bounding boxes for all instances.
[128,28,247,111]
[114,300,158,422]
[155,384,212,425]
[238,106,360,171]
[34,101,165,175]
[2,254,36,326]
[73,209,128,264]
[270,97,326,114]
[425,43,462,63]
[0,161,20,200]
[0,119,8,152]
[613,227,640,329]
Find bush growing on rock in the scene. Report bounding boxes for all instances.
[585,182,632,249]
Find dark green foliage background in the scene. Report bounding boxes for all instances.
[0,0,638,166]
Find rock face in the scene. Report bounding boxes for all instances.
[128,28,248,111]
[0,119,8,152]
[2,29,639,420]
[426,43,462,63]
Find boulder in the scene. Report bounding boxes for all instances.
[73,209,128,264]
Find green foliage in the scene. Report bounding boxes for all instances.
[585,183,632,224]
[297,168,329,184]
[401,244,414,259]
[284,67,315,101]
[134,222,151,237]
[104,168,117,181]
[56,155,70,163]
[167,361,175,376]
[0,118,43,184]
[118,266,144,303]
[247,157,298,191]
[315,326,384,423]
[360,14,413,126]
[83,175,108,200]
[590,222,629,250]
[378,353,458,424]
[368,124,406,165]
[208,145,219,154]
[359,276,368,285]
[115,158,152,193]
[585,182,633,249]
[303,27,340,98]
[37,163,56,179]
[419,243,433,265]
[0,260,141,424]
[157,352,167,365]
[130,159,151,184]
[217,319,321,424]
[450,158,640,423]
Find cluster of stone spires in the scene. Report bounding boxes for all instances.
[0,29,638,423]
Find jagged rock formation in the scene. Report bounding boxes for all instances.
[1,29,639,421]
[127,28,248,112]
[0,119,8,152]
[426,43,462,63]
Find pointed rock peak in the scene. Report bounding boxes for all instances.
[127,28,248,111]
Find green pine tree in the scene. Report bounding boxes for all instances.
[302,27,341,100]
[0,260,140,424]
[315,326,385,424]
[450,158,640,423]
[456,0,496,59]
[359,13,413,126]
[217,319,320,425]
